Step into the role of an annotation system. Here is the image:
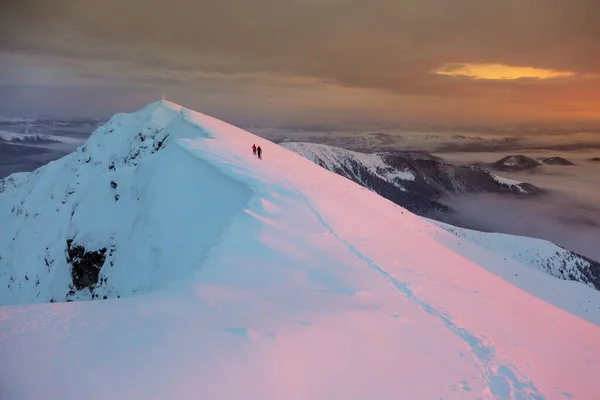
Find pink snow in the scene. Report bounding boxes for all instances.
[1,100,598,400]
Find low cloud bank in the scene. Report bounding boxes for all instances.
[441,192,600,262]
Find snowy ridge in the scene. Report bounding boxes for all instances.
[1,101,599,399]
[283,142,415,189]
[489,173,527,193]
[432,220,600,292]
[283,142,539,199]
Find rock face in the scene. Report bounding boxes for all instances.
[542,157,575,166]
[491,155,540,171]
[66,239,107,291]
[282,143,542,220]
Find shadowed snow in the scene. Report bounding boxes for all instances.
[0,100,599,400]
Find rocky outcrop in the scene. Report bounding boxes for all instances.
[66,239,107,291]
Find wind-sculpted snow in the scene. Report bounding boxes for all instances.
[1,101,599,399]
[0,101,249,304]
[272,169,546,398]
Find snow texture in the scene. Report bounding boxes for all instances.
[490,173,527,193]
[283,142,417,189]
[1,101,599,400]
[283,142,540,199]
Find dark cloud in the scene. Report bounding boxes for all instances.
[1,0,600,122]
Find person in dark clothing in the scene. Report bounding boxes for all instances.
[252,144,257,155]
[257,145,262,159]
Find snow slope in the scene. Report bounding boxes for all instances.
[282,142,538,195]
[490,173,528,193]
[282,143,600,289]
[1,101,599,400]
[283,142,417,184]
[282,142,542,214]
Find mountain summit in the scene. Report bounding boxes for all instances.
[1,100,599,399]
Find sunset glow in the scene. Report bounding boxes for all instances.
[432,63,575,80]
[1,0,600,124]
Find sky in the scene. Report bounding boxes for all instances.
[1,0,600,126]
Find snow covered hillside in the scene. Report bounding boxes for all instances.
[282,142,542,217]
[1,101,599,399]
[282,143,600,290]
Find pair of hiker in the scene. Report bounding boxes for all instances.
[252,144,262,159]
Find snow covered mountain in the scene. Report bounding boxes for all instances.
[1,101,599,399]
[280,143,600,289]
[541,156,575,166]
[282,142,542,219]
[491,155,541,171]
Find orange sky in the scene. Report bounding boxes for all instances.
[1,0,599,124]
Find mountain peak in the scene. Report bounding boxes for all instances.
[1,102,600,399]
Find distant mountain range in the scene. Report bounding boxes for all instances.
[488,155,577,171]
[0,119,99,179]
[282,143,543,221]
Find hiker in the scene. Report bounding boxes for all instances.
[252,144,257,155]
[257,145,262,159]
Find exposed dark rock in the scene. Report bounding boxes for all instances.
[154,134,169,152]
[559,249,600,291]
[491,155,540,171]
[588,157,600,163]
[66,239,107,291]
[110,181,117,189]
[542,157,575,166]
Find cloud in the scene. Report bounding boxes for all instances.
[441,192,600,263]
[431,63,575,80]
[1,0,600,122]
